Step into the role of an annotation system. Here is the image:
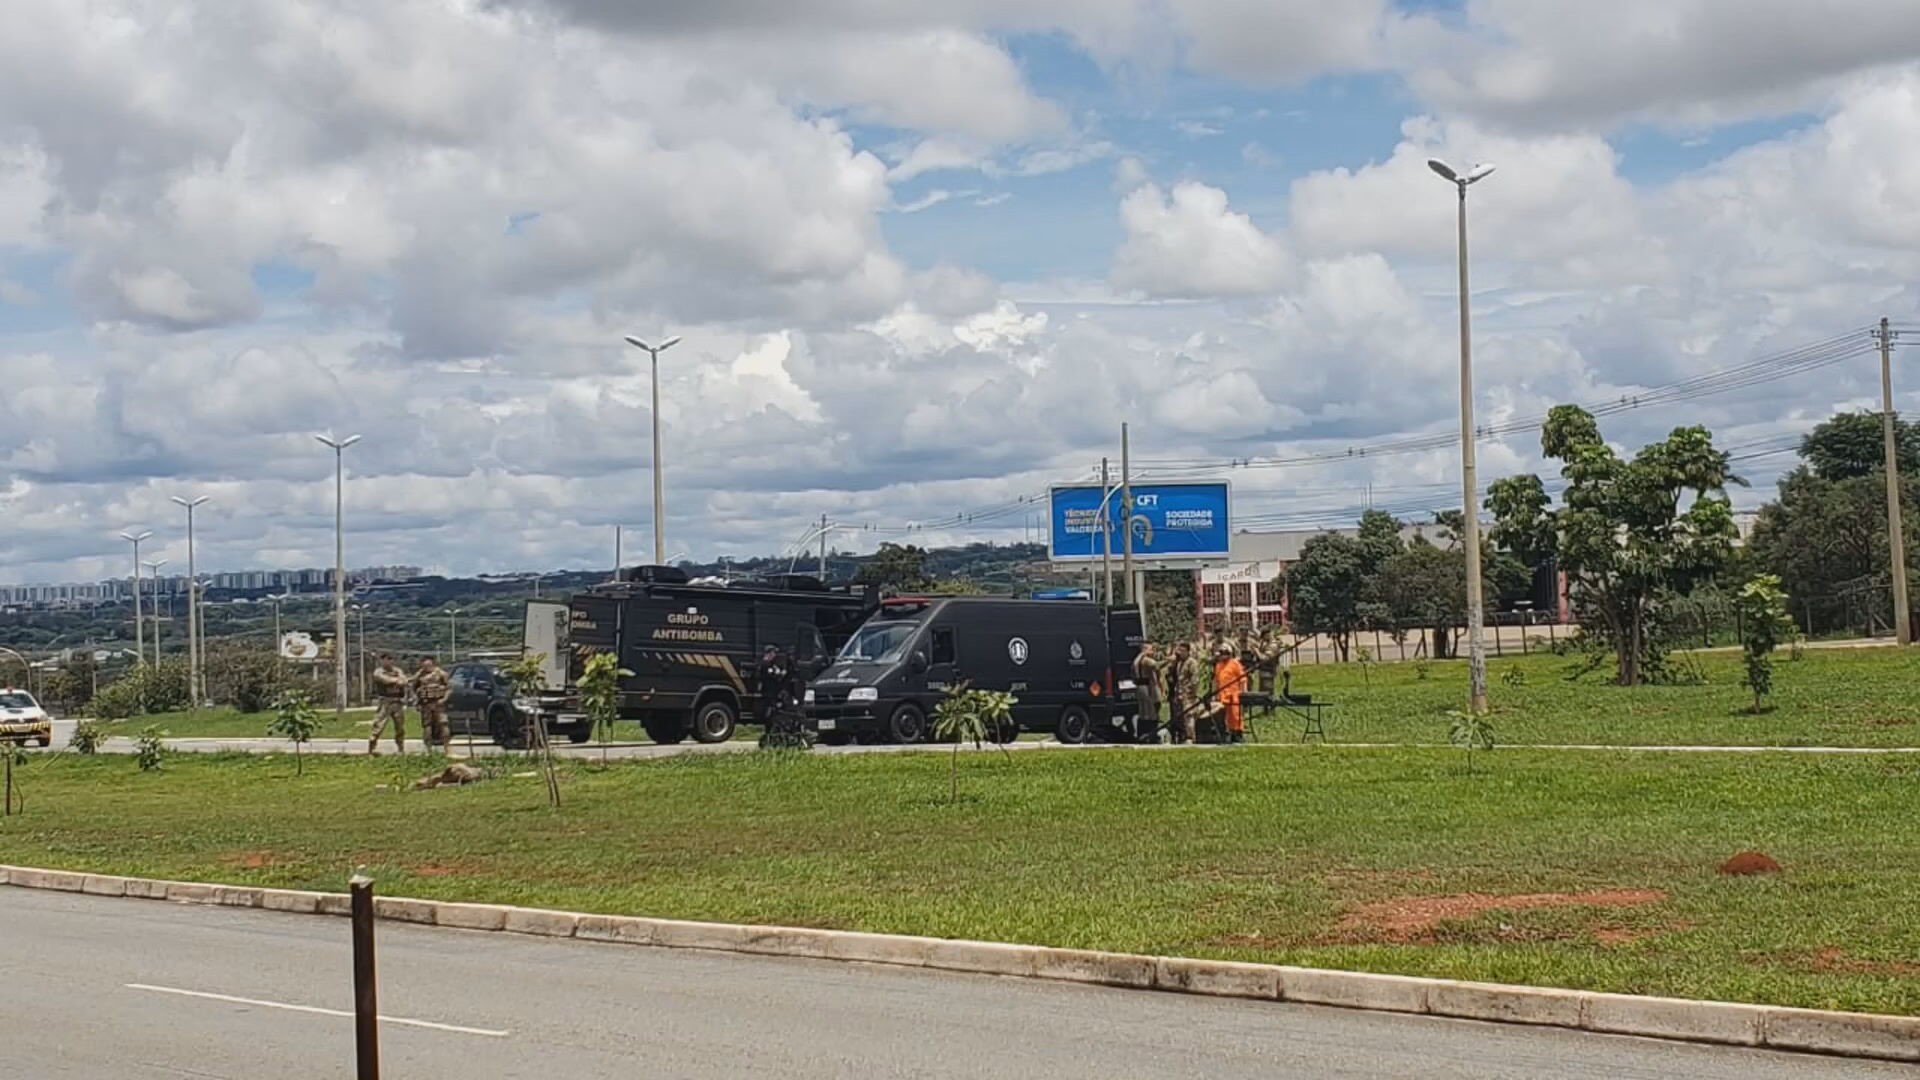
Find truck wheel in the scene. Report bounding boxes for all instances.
[887,703,928,745]
[642,717,688,745]
[817,731,853,747]
[1055,705,1093,744]
[489,707,526,750]
[693,701,738,743]
[565,723,595,744]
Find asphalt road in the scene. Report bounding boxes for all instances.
[1,890,1905,1079]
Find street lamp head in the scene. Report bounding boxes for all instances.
[314,432,362,450]
[121,530,153,544]
[625,335,682,354]
[1427,158,1458,182]
[170,495,210,509]
[1464,162,1497,184]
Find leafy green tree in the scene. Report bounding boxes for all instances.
[136,726,167,772]
[205,643,290,713]
[1141,571,1197,643]
[1492,406,1740,685]
[267,689,321,775]
[578,651,632,764]
[1734,575,1794,713]
[931,683,1017,802]
[1284,533,1370,661]
[1447,708,1496,776]
[500,652,561,807]
[1486,474,1557,569]
[68,721,106,755]
[856,543,931,592]
[1374,537,1466,658]
[1799,411,1920,481]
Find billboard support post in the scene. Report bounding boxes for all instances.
[1100,457,1112,606]
[1121,423,1133,606]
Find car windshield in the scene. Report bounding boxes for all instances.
[836,622,919,663]
[0,692,36,709]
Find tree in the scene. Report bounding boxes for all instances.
[267,689,321,775]
[1142,571,1197,643]
[1374,538,1467,658]
[1285,533,1370,661]
[578,651,632,765]
[1734,575,1793,713]
[1486,474,1557,569]
[500,653,561,808]
[1493,406,1740,685]
[205,644,290,713]
[856,543,930,592]
[1799,411,1920,481]
[930,683,1016,802]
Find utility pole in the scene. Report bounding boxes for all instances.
[1100,457,1113,607]
[169,496,210,709]
[819,513,829,579]
[314,433,359,722]
[614,525,622,577]
[1879,316,1910,645]
[1121,423,1133,605]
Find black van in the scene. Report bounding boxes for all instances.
[526,566,877,745]
[805,596,1145,745]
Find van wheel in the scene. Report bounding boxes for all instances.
[489,707,526,750]
[566,723,595,744]
[1055,705,1093,744]
[693,701,738,743]
[887,703,928,745]
[817,731,853,747]
[988,719,1019,744]
[643,717,688,745]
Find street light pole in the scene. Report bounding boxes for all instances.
[624,335,683,565]
[142,560,168,665]
[448,608,459,663]
[1876,317,1910,644]
[315,433,362,721]
[168,496,210,708]
[1429,157,1496,715]
[120,530,152,666]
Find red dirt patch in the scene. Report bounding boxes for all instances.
[1806,947,1920,978]
[411,862,487,878]
[219,850,291,870]
[1333,889,1667,944]
[1719,851,1782,876]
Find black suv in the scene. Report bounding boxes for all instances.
[446,663,593,748]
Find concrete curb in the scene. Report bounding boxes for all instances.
[3,864,1914,1063]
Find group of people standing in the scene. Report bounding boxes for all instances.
[367,654,452,755]
[1133,627,1292,745]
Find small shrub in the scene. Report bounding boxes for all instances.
[135,726,167,772]
[68,721,107,755]
[578,652,633,765]
[1413,660,1432,681]
[1500,665,1526,688]
[1735,575,1793,713]
[90,679,141,721]
[931,683,1018,802]
[267,690,321,775]
[1446,708,1496,775]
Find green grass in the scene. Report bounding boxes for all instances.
[115,706,370,740]
[1271,645,1920,747]
[3,747,1917,1015]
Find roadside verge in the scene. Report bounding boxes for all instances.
[3,864,1913,1063]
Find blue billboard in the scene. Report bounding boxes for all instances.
[1048,482,1231,563]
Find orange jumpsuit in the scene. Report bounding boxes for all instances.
[1213,656,1246,735]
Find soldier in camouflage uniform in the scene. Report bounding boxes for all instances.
[1166,641,1199,744]
[368,654,409,755]
[1254,629,1280,694]
[414,658,452,754]
[1133,642,1163,741]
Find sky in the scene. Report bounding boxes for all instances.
[7,0,1920,584]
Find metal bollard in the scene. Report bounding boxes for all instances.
[350,873,380,1080]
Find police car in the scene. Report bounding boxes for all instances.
[0,689,52,747]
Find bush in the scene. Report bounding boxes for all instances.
[90,679,142,721]
[136,726,167,772]
[206,645,291,713]
[68,721,107,755]
[90,662,192,719]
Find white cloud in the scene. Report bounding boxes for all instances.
[1112,181,1292,297]
[1392,0,1920,130]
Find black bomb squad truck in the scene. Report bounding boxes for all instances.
[522,565,878,745]
[804,596,1146,745]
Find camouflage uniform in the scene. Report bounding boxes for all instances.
[368,661,409,754]
[1254,630,1280,694]
[414,661,452,752]
[1166,645,1199,744]
[1133,644,1163,739]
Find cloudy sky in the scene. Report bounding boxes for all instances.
[6,0,1920,584]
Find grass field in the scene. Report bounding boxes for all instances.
[1271,645,1920,747]
[2,746,1916,1015]
[114,706,373,740]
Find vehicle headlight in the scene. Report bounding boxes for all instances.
[803,689,816,704]
[848,687,879,702]
[513,698,539,712]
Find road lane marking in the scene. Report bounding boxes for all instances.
[125,983,510,1038]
